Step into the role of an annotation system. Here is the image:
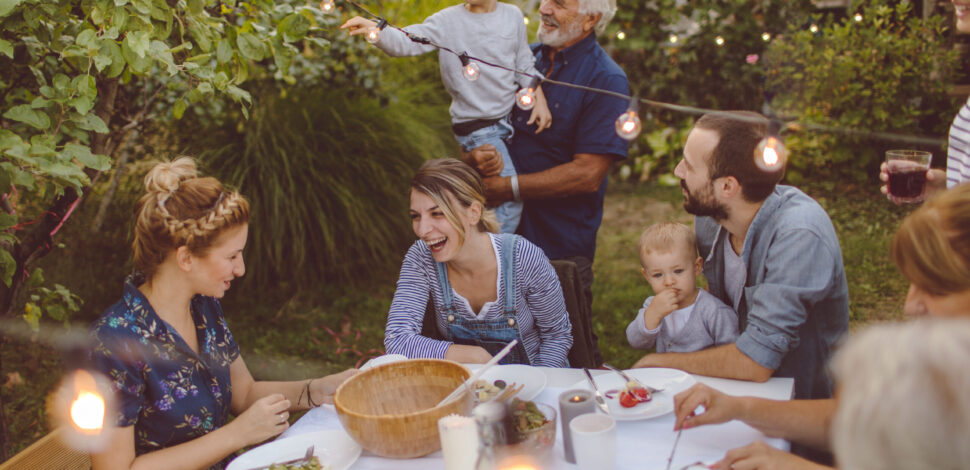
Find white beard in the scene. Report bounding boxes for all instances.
[536,16,585,48]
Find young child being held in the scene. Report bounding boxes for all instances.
[626,222,738,353]
[341,0,551,234]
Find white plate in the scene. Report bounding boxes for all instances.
[568,368,696,421]
[477,364,547,401]
[359,353,408,370]
[227,429,362,470]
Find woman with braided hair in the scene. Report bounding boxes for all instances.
[88,157,356,469]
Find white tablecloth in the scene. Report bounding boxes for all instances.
[279,368,794,470]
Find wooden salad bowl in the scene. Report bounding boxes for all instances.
[333,358,473,458]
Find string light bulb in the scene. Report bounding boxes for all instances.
[459,52,480,81]
[614,97,641,141]
[523,17,529,25]
[715,35,724,46]
[668,34,678,44]
[617,31,626,40]
[854,13,863,22]
[319,0,334,13]
[754,120,788,173]
[761,32,771,42]
[51,369,115,452]
[809,24,819,33]
[515,77,541,111]
[365,18,388,44]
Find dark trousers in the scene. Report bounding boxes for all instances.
[556,255,602,367]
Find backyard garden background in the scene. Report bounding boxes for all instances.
[0,0,961,459]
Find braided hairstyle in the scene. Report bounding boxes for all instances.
[133,157,250,280]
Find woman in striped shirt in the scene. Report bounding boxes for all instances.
[384,159,572,367]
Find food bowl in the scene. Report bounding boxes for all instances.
[503,402,557,462]
[333,359,473,458]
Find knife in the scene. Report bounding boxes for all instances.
[582,368,611,414]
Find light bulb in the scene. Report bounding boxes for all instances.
[523,17,529,25]
[715,36,724,46]
[761,32,771,42]
[754,135,788,172]
[516,87,536,110]
[365,27,381,43]
[617,31,626,40]
[71,391,105,431]
[809,24,819,33]
[668,34,678,44]
[319,0,334,12]
[52,369,115,452]
[854,13,863,22]
[462,61,480,81]
[614,110,641,141]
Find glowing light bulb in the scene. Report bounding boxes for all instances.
[516,87,536,110]
[365,27,381,43]
[809,24,819,33]
[71,391,105,431]
[462,61,481,81]
[617,31,626,40]
[523,17,529,25]
[754,135,788,172]
[668,34,678,44]
[761,32,771,42]
[319,0,334,12]
[715,36,724,46]
[854,13,863,22]
[615,110,641,141]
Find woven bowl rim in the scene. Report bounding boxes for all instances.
[333,358,471,420]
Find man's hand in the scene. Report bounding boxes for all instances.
[643,289,679,330]
[482,175,511,206]
[460,144,504,177]
[673,383,744,431]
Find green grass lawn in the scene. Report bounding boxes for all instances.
[0,179,912,455]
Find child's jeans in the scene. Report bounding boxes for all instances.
[454,120,522,234]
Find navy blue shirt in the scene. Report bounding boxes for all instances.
[90,275,240,468]
[509,33,629,261]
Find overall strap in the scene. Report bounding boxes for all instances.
[434,259,457,316]
[500,233,518,315]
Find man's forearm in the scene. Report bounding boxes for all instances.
[518,153,614,200]
[634,343,774,382]
[736,398,835,450]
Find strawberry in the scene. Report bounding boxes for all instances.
[618,390,639,408]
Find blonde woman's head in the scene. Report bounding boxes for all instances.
[133,157,250,280]
[409,159,498,249]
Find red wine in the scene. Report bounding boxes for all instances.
[888,169,926,199]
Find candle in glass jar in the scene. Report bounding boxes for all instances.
[558,389,595,463]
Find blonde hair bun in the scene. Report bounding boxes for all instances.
[144,156,198,196]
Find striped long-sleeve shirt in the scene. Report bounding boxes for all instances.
[384,233,572,367]
[948,97,970,188]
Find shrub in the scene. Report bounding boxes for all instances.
[764,1,961,184]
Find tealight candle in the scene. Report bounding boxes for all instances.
[558,389,595,463]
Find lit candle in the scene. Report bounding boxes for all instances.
[438,414,479,470]
[558,389,595,463]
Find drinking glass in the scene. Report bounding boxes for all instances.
[569,412,616,470]
[885,150,932,204]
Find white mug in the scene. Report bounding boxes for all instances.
[569,412,616,470]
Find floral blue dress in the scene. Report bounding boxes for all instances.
[90,275,240,468]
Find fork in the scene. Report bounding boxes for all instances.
[602,363,665,394]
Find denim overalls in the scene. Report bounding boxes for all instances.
[434,233,530,365]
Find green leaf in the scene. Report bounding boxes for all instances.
[100,40,126,78]
[187,0,202,15]
[216,38,233,63]
[122,37,152,74]
[75,113,110,133]
[125,30,150,58]
[22,302,40,329]
[63,143,110,170]
[0,0,24,18]
[173,99,187,119]
[226,85,251,105]
[3,105,51,129]
[0,39,12,59]
[237,32,265,61]
[278,13,309,43]
[0,129,23,150]
[76,29,99,50]
[0,250,16,288]
[0,213,15,231]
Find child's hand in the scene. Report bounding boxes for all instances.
[527,86,552,134]
[340,16,377,36]
[643,289,679,330]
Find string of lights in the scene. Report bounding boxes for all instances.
[330,0,944,171]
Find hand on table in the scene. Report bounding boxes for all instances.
[232,393,291,446]
[461,144,504,177]
[878,162,946,204]
[711,441,823,470]
[445,344,493,363]
[673,383,743,431]
[310,368,358,406]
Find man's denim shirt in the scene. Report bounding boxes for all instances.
[696,185,850,399]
